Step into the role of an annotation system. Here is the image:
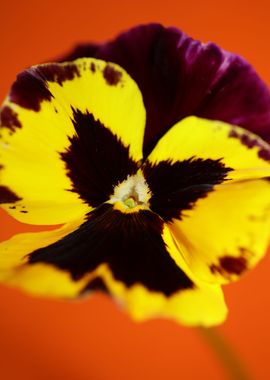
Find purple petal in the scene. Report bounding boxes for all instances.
[61,24,270,156]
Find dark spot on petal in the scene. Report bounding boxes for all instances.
[90,62,96,73]
[143,157,232,222]
[10,69,53,111]
[240,134,257,149]
[0,186,21,204]
[29,204,194,296]
[220,255,248,275]
[0,106,22,132]
[54,107,58,113]
[258,148,270,161]
[60,108,138,208]
[210,255,248,276]
[38,63,80,86]
[229,128,270,162]
[9,206,16,209]
[20,210,28,213]
[103,64,122,85]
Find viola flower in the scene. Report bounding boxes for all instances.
[1,25,270,327]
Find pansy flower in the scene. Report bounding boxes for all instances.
[1,24,270,326]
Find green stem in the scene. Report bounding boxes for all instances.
[198,327,251,380]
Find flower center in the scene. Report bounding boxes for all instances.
[110,172,151,212]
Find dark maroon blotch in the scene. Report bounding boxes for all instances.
[0,186,21,204]
[90,62,96,73]
[0,106,22,132]
[219,256,248,275]
[29,203,194,296]
[229,128,270,162]
[103,64,122,85]
[143,158,232,222]
[211,255,248,276]
[228,129,239,138]
[38,63,80,86]
[60,108,138,208]
[240,133,257,149]
[10,69,53,112]
[258,148,270,162]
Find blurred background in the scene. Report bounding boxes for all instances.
[1,0,270,378]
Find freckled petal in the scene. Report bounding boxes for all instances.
[61,24,270,155]
[145,116,270,283]
[170,178,270,284]
[0,58,145,224]
[0,219,90,297]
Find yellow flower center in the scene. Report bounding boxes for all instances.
[123,197,137,209]
[110,172,151,213]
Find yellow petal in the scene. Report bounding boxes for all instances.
[170,178,270,284]
[1,202,227,326]
[145,116,270,283]
[0,218,91,297]
[0,58,145,224]
[148,116,270,178]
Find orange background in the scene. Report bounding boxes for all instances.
[1,0,270,379]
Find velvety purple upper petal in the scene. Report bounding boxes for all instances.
[61,24,270,156]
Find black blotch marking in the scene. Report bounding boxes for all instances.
[38,63,80,86]
[0,106,22,132]
[143,157,232,222]
[29,203,194,296]
[60,108,138,208]
[9,206,16,209]
[258,148,270,161]
[90,62,96,73]
[54,107,58,113]
[9,63,81,112]
[210,255,248,276]
[82,277,109,295]
[20,210,28,213]
[103,64,122,85]
[0,186,21,204]
[229,128,270,162]
[10,69,53,111]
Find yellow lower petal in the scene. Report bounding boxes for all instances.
[90,225,228,327]
[95,263,227,327]
[0,218,91,297]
